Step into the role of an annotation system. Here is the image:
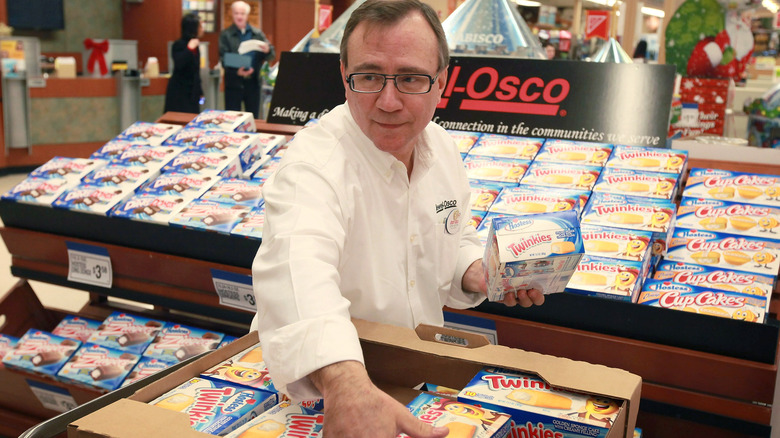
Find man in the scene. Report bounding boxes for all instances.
[251,0,543,436]
[219,0,275,119]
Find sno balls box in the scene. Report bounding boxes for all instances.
[458,367,622,438]
[484,210,584,301]
[68,321,640,438]
[682,168,780,208]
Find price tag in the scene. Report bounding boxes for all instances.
[679,103,699,128]
[27,380,78,413]
[66,241,112,288]
[211,269,256,312]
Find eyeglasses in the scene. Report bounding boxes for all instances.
[345,72,438,94]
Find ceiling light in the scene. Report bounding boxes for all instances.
[514,0,542,6]
[641,6,665,17]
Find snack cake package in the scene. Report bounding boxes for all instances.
[185,109,257,133]
[57,343,140,391]
[488,186,581,216]
[223,400,323,438]
[140,172,218,199]
[162,127,212,147]
[520,161,602,191]
[518,183,591,211]
[468,179,513,212]
[534,139,614,166]
[86,311,165,355]
[1,177,74,206]
[52,315,103,343]
[114,122,182,146]
[230,205,266,240]
[201,342,277,393]
[191,131,259,164]
[218,336,240,349]
[484,210,584,301]
[638,279,769,323]
[143,323,224,364]
[169,199,253,234]
[52,183,134,215]
[565,255,645,302]
[665,227,780,276]
[150,377,277,435]
[458,367,621,438]
[580,224,653,279]
[653,260,774,296]
[468,133,544,160]
[401,392,511,438]
[253,132,288,157]
[80,163,159,191]
[90,140,141,161]
[468,209,487,230]
[161,148,243,179]
[605,145,688,175]
[477,212,518,245]
[682,168,780,208]
[110,193,190,224]
[0,334,20,360]
[463,156,531,184]
[121,356,174,387]
[591,167,679,201]
[676,197,780,239]
[447,129,482,156]
[199,178,265,208]
[29,157,107,182]
[250,157,283,181]
[110,145,184,169]
[1,329,81,377]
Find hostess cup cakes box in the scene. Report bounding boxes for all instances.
[520,161,602,191]
[400,392,511,438]
[468,133,544,160]
[148,377,277,435]
[484,210,584,301]
[676,197,780,239]
[447,129,482,157]
[665,227,780,276]
[90,140,140,161]
[223,400,323,438]
[200,342,276,393]
[57,343,140,391]
[121,356,175,388]
[2,329,81,378]
[143,323,224,364]
[638,279,769,323]
[114,121,182,146]
[0,334,20,359]
[29,157,107,182]
[185,109,257,133]
[110,192,190,224]
[463,156,531,184]
[87,311,165,355]
[458,367,622,438]
[140,172,218,199]
[161,148,243,179]
[80,163,159,192]
[1,176,74,206]
[111,145,184,169]
[230,205,266,240]
[468,179,511,212]
[592,168,679,201]
[534,140,614,167]
[199,178,265,208]
[52,183,134,215]
[489,186,581,216]
[605,145,688,175]
[169,199,253,234]
[653,260,774,297]
[565,255,645,302]
[683,168,780,208]
[52,315,103,343]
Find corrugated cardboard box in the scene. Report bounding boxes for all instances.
[68,319,641,438]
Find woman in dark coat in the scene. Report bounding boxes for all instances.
[164,13,204,114]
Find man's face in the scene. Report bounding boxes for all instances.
[232,4,248,28]
[545,45,555,59]
[340,12,446,162]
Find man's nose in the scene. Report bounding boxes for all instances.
[375,80,404,111]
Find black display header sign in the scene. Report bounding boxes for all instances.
[268,52,676,147]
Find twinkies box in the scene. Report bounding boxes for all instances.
[605,146,688,175]
[468,133,544,160]
[224,401,323,438]
[592,168,679,201]
[458,367,622,438]
[200,342,277,393]
[534,139,614,167]
[401,392,511,438]
[484,210,584,301]
[468,179,511,212]
[653,260,774,296]
[638,280,769,323]
[565,255,645,302]
[520,161,602,191]
[447,129,482,156]
[682,168,780,208]
[463,156,531,184]
[68,321,641,438]
[580,225,653,279]
[488,186,581,216]
[185,109,257,133]
[675,197,780,239]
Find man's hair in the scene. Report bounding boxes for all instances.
[181,12,200,41]
[231,0,251,14]
[340,0,449,73]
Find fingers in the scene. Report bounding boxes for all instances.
[397,413,449,438]
[502,288,545,307]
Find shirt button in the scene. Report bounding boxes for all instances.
[410,234,417,243]
[409,280,416,288]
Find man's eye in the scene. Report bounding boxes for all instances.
[399,75,421,84]
[361,74,380,82]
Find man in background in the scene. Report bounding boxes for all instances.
[219,0,275,119]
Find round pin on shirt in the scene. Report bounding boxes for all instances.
[445,209,461,234]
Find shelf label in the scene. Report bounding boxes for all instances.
[679,103,699,128]
[211,269,255,312]
[27,380,78,413]
[66,241,112,288]
[443,311,498,345]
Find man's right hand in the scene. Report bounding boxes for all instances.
[237,66,254,77]
[310,361,450,438]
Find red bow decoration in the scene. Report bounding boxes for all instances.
[84,38,109,76]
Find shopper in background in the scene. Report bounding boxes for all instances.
[542,40,557,59]
[219,0,275,119]
[251,0,544,436]
[163,13,204,114]
[633,40,648,63]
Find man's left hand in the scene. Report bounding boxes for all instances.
[462,259,545,307]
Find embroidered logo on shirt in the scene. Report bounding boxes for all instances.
[445,209,462,234]
[435,199,457,213]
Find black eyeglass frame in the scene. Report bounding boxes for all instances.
[344,72,439,94]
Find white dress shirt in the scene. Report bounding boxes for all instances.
[250,104,485,400]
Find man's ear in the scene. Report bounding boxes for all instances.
[340,61,349,100]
